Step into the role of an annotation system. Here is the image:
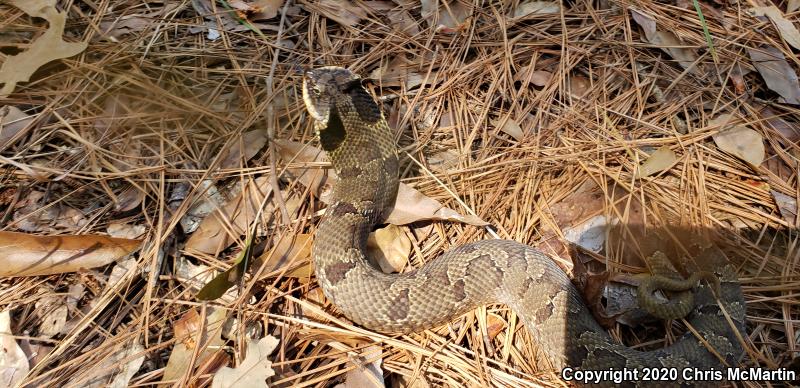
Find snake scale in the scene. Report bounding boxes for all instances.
[302,66,746,386]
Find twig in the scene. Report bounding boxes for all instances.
[265,1,293,225]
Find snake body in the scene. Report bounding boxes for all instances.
[302,66,746,386]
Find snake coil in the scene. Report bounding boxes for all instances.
[302,66,746,387]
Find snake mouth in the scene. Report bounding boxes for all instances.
[302,72,327,124]
[302,69,317,85]
[301,69,317,93]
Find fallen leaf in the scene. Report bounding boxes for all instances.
[536,179,605,260]
[107,223,146,239]
[335,345,384,388]
[710,114,765,166]
[180,180,232,234]
[426,149,461,173]
[790,0,800,13]
[99,16,153,39]
[0,310,28,387]
[74,337,145,388]
[211,336,279,388]
[190,0,286,37]
[98,3,181,40]
[0,0,88,97]
[514,66,552,86]
[761,107,800,147]
[53,207,88,231]
[65,284,83,312]
[369,56,428,90]
[164,308,229,384]
[748,46,800,105]
[436,1,471,32]
[257,233,313,278]
[630,9,698,72]
[387,8,420,35]
[220,130,268,169]
[300,287,330,322]
[636,146,678,178]
[563,215,608,253]
[486,314,506,340]
[366,224,411,273]
[749,6,800,51]
[102,95,140,171]
[420,0,437,20]
[34,291,68,338]
[387,184,488,225]
[771,190,797,225]
[196,234,262,300]
[545,179,603,226]
[185,177,272,255]
[275,140,335,203]
[0,187,15,206]
[114,186,145,213]
[308,0,368,27]
[729,63,749,95]
[428,108,450,131]
[360,1,395,12]
[510,1,560,18]
[12,193,88,233]
[394,374,432,388]
[174,257,236,303]
[220,316,262,342]
[281,192,304,218]
[107,257,137,289]
[648,31,698,71]
[491,116,525,141]
[630,9,656,39]
[202,25,219,40]
[18,340,52,374]
[0,106,34,150]
[764,155,795,185]
[229,0,284,19]
[11,191,45,231]
[568,75,591,99]
[0,231,141,277]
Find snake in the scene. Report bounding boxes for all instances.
[302,66,746,386]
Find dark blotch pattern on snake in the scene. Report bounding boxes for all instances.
[302,66,746,386]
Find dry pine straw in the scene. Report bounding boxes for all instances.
[0,1,798,387]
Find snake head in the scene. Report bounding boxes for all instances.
[302,66,361,129]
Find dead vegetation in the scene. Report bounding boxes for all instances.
[0,0,799,387]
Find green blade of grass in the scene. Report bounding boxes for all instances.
[693,0,718,64]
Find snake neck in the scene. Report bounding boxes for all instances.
[313,98,402,314]
[319,98,399,224]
